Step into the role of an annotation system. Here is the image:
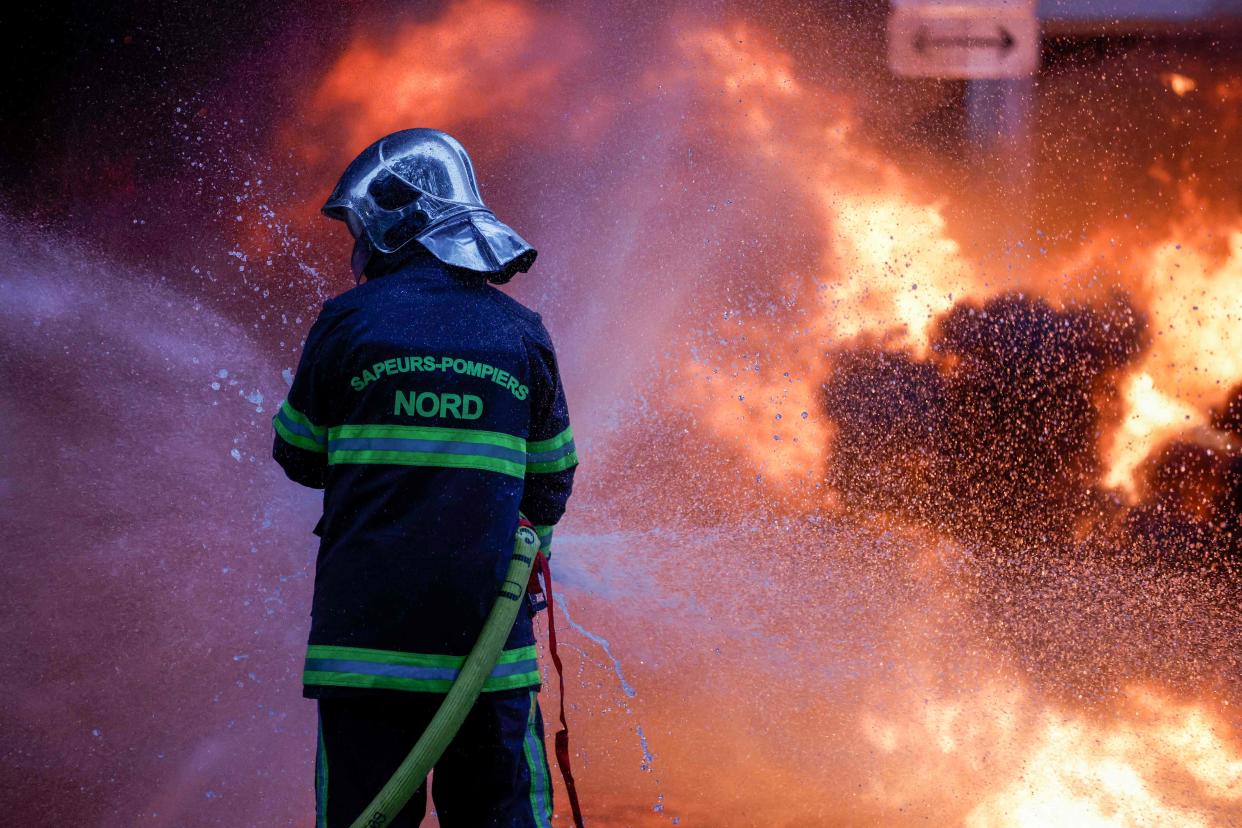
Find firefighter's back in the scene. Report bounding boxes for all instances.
[294,258,554,695]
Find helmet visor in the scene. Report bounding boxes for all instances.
[344,209,367,240]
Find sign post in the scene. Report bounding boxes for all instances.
[888,1,1039,278]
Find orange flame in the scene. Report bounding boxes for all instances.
[1073,222,1242,495]
[674,25,988,484]
[961,687,1242,826]
[855,684,1242,827]
[303,0,583,166]
[1163,72,1199,97]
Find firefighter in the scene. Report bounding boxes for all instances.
[272,128,577,828]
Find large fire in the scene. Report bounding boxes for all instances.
[664,28,1242,499]
[8,2,1242,826]
[277,1,1242,823]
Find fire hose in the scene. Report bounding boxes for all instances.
[349,521,585,828]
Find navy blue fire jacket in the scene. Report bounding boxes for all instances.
[272,260,577,698]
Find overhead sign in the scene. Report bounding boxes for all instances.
[888,2,1039,79]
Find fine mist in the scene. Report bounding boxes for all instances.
[0,220,320,825]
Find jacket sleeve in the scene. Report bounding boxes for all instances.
[272,308,337,489]
[520,329,577,558]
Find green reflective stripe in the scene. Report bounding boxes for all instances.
[328,450,524,478]
[327,424,528,477]
[304,671,453,693]
[303,644,541,692]
[274,399,327,452]
[329,423,525,451]
[527,427,573,454]
[281,400,327,438]
[527,451,579,474]
[303,669,541,694]
[526,427,577,473]
[523,691,553,827]
[315,711,329,828]
[306,644,537,667]
[273,416,327,453]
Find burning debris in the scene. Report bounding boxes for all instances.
[824,293,1147,549]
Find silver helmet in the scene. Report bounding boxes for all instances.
[322,128,536,284]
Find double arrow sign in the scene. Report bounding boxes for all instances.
[912,25,1017,57]
[889,4,1038,79]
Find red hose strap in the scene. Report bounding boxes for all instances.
[536,550,586,828]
